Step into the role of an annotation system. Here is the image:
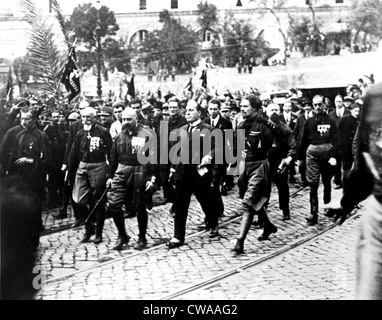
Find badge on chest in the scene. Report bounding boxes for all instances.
[131,136,146,154]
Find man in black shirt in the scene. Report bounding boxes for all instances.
[299,95,338,225]
[68,107,113,244]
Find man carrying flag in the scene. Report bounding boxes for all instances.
[61,46,81,103]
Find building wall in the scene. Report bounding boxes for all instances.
[0,0,350,59]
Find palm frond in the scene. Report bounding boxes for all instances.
[50,0,71,50]
[20,0,66,106]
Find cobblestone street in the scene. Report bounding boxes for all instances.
[33,176,362,300]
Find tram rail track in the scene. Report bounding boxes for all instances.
[42,185,307,286]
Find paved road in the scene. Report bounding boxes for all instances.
[32,174,363,300]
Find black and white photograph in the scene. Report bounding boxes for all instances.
[1,0,382,303]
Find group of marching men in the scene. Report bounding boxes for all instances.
[0,84,364,253]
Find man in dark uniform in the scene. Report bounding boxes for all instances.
[299,95,338,226]
[337,102,361,184]
[68,106,113,244]
[44,109,67,211]
[326,82,382,299]
[265,103,297,221]
[231,95,278,254]
[61,100,102,227]
[167,99,221,249]
[0,106,51,250]
[329,95,350,189]
[106,108,157,250]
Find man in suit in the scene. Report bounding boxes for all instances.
[266,103,297,221]
[204,98,233,199]
[167,99,221,249]
[293,98,313,187]
[280,99,298,183]
[329,95,350,189]
[159,97,187,214]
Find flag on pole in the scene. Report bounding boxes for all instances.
[184,76,193,93]
[200,70,207,90]
[127,74,135,99]
[61,47,81,102]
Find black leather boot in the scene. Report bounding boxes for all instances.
[112,234,130,250]
[94,206,105,244]
[231,238,244,254]
[306,213,318,226]
[80,223,95,243]
[112,209,130,250]
[258,223,278,241]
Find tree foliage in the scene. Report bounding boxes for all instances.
[66,3,131,75]
[137,10,200,71]
[221,12,275,67]
[197,1,219,30]
[348,0,382,41]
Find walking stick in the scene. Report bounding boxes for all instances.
[84,187,109,223]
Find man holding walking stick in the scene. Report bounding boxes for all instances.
[67,106,113,244]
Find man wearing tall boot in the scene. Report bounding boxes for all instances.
[106,108,156,251]
[232,95,278,255]
[299,95,338,226]
[68,107,112,244]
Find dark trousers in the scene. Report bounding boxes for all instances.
[107,164,149,238]
[269,159,290,212]
[306,144,334,215]
[174,168,218,242]
[47,165,64,203]
[333,155,342,186]
[159,164,175,203]
[299,159,308,184]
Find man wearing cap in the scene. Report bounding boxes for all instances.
[67,107,113,244]
[329,95,350,189]
[293,98,313,187]
[232,95,278,254]
[343,95,354,110]
[106,108,156,250]
[299,95,339,226]
[44,109,67,211]
[110,101,125,140]
[98,106,113,130]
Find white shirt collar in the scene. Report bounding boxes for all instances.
[211,115,220,126]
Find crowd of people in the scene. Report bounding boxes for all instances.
[3,73,382,298]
